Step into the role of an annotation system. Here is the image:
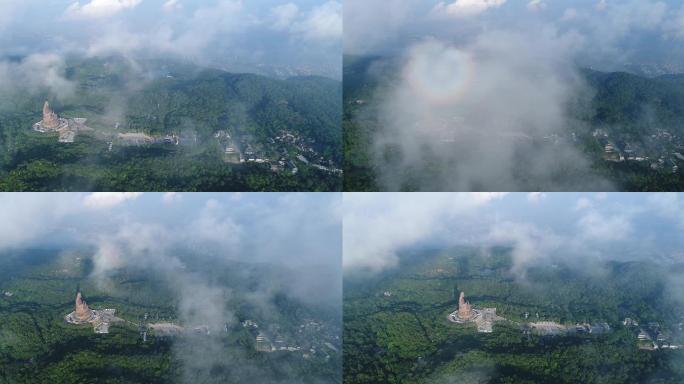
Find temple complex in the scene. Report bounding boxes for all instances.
[65,291,121,333]
[42,101,61,129]
[33,101,92,143]
[448,291,504,333]
[457,291,474,320]
[72,291,96,323]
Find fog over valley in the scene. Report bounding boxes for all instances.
[343,0,684,191]
[0,192,342,383]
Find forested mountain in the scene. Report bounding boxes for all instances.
[0,57,342,191]
[583,69,684,136]
[0,248,341,384]
[344,247,684,384]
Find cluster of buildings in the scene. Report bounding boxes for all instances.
[625,318,683,351]
[594,128,683,173]
[242,319,303,353]
[268,130,342,174]
[243,318,340,361]
[255,331,303,353]
[217,128,341,175]
[144,323,212,339]
[116,132,179,146]
[524,321,611,336]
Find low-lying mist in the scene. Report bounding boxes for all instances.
[0,192,342,383]
[364,29,612,191]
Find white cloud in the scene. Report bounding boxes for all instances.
[85,0,246,59]
[575,197,593,210]
[162,0,182,13]
[488,221,563,278]
[596,0,608,11]
[86,27,144,57]
[577,210,633,242]
[66,0,143,19]
[293,1,342,43]
[648,193,684,229]
[157,0,245,56]
[527,0,546,12]
[664,5,684,40]
[343,193,507,273]
[371,31,604,191]
[187,199,242,250]
[527,192,547,203]
[270,3,299,30]
[266,2,341,45]
[162,192,182,204]
[0,53,76,101]
[0,194,78,251]
[561,8,578,21]
[343,0,421,55]
[83,192,143,209]
[433,0,507,18]
[0,2,20,32]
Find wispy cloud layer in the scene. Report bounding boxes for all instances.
[66,0,143,19]
[1,0,341,78]
[344,193,684,278]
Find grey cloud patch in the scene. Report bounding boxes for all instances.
[487,221,563,280]
[82,195,340,383]
[0,193,83,251]
[343,193,507,273]
[370,31,612,191]
[0,54,76,101]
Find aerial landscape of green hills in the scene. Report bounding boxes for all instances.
[344,247,684,384]
[0,57,342,191]
[0,247,341,384]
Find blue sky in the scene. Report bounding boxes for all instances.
[345,0,684,71]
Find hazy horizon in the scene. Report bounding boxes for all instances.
[0,0,342,79]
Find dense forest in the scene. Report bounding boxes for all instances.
[0,57,342,191]
[343,247,684,384]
